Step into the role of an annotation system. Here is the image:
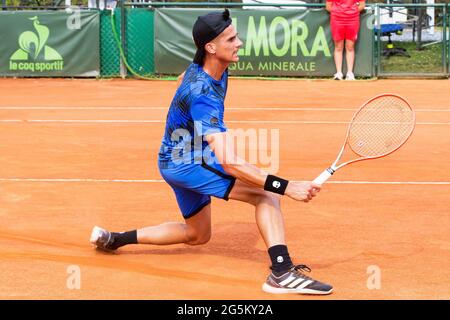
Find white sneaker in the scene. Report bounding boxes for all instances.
[262,264,333,295]
[345,72,355,80]
[333,72,343,80]
[90,226,116,251]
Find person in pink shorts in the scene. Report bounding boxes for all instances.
[326,0,365,80]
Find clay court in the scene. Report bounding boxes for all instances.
[0,78,449,299]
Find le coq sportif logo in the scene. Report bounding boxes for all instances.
[9,16,64,72]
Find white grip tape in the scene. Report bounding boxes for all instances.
[313,169,333,185]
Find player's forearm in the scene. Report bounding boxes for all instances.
[221,159,269,188]
[325,2,332,13]
[223,160,291,196]
[207,131,286,192]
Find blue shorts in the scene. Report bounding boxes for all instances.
[159,161,236,219]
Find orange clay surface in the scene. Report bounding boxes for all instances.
[0,78,449,299]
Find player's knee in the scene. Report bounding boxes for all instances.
[256,191,281,208]
[186,229,211,246]
[267,192,281,207]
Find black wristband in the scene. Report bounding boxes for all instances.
[264,175,289,195]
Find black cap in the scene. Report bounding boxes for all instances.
[192,9,232,66]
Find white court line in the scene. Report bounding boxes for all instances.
[0,178,449,185]
[0,119,448,125]
[0,106,449,112]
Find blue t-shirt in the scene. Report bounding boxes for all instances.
[158,63,228,168]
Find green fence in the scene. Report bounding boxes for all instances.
[100,8,154,77]
[1,2,450,79]
[126,8,154,76]
[93,1,450,79]
[100,10,121,77]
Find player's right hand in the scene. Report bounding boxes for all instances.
[285,181,321,202]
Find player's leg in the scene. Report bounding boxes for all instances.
[137,203,212,246]
[228,179,333,295]
[228,180,285,248]
[90,187,212,250]
[188,161,291,248]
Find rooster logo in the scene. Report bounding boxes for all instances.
[10,16,62,61]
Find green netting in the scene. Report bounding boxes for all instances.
[126,9,154,76]
[100,8,154,77]
[100,9,121,77]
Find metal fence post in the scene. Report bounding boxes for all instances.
[371,4,376,78]
[376,3,381,77]
[443,4,447,75]
[120,0,127,78]
[446,4,449,76]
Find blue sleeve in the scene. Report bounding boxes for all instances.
[190,95,227,136]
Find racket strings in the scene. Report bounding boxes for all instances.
[348,96,415,157]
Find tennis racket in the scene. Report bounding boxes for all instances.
[313,94,416,185]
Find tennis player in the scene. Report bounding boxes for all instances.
[90,9,332,295]
[326,0,366,80]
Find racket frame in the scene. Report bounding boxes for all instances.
[313,94,416,185]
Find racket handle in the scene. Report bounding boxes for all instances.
[313,168,335,186]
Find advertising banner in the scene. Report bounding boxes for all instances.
[0,11,100,77]
[155,8,373,77]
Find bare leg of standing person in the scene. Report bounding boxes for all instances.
[345,40,356,80]
[333,40,344,80]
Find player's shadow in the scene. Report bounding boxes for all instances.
[117,222,267,263]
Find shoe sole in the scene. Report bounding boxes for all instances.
[262,283,333,295]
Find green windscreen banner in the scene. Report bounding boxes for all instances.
[155,8,373,77]
[0,11,99,77]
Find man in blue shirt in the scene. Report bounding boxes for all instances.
[90,9,332,295]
